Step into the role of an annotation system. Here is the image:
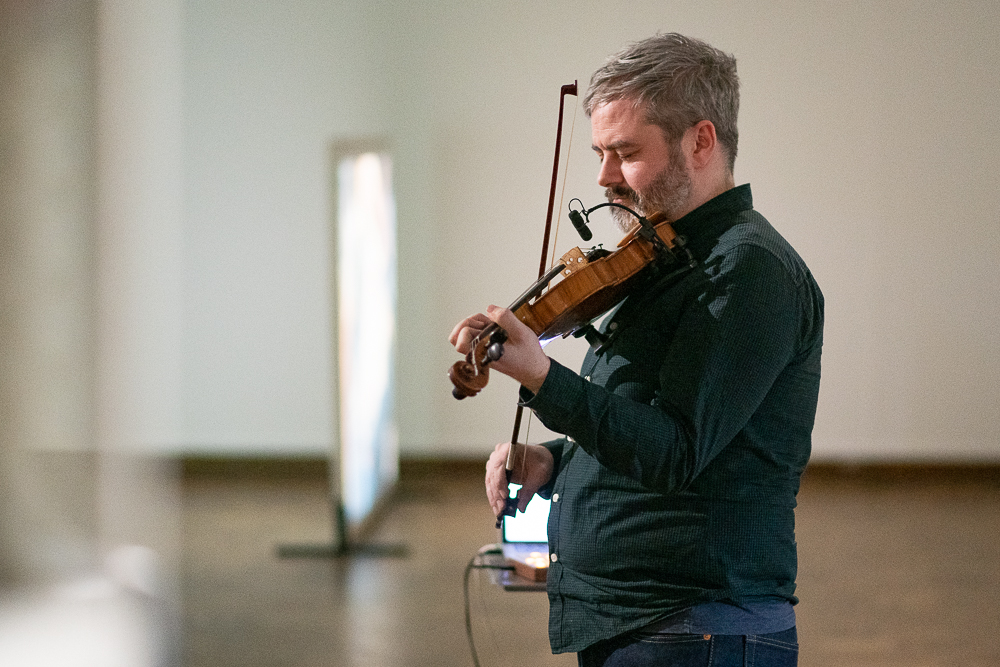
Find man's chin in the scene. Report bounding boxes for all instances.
[609,209,638,234]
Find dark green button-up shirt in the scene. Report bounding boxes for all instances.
[520,185,824,654]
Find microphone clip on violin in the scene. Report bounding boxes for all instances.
[567,199,694,265]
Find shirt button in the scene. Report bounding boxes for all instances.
[584,375,591,382]
[608,322,618,331]
[552,493,559,502]
[550,553,558,563]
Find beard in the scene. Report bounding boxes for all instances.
[605,146,691,234]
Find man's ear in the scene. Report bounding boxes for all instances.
[686,120,718,169]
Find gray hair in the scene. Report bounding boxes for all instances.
[584,33,740,172]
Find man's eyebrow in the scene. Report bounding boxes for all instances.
[592,139,638,152]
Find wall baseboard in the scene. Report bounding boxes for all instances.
[181,456,329,480]
[802,461,999,486]
[180,455,998,487]
[179,455,491,482]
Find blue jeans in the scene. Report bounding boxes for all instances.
[577,626,798,667]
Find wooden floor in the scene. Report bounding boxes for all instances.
[180,462,1000,667]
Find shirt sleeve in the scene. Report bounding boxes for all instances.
[519,243,803,495]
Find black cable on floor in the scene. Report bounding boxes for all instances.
[464,553,514,667]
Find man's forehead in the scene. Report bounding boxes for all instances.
[591,99,659,147]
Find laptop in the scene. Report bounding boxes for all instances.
[500,488,550,588]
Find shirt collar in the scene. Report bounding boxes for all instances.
[671,183,753,255]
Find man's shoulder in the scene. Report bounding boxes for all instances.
[715,210,814,287]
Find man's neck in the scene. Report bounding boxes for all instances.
[675,172,736,222]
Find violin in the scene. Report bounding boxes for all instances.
[449,203,695,400]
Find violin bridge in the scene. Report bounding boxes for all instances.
[558,247,589,277]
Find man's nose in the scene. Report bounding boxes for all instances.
[597,156,623,188]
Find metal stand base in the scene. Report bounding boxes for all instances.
[275,501,408,559]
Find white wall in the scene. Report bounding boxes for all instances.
[97,0,185,453]
[182,0,396,451]
[179,0,1000,461]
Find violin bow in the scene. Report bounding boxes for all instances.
[496,81,578,528]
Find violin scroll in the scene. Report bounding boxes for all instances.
[448,360,487,401]
[449,326,507,400]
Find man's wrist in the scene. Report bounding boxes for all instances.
[521,356,551,395]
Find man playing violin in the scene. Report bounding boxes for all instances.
[450,33,823,667]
